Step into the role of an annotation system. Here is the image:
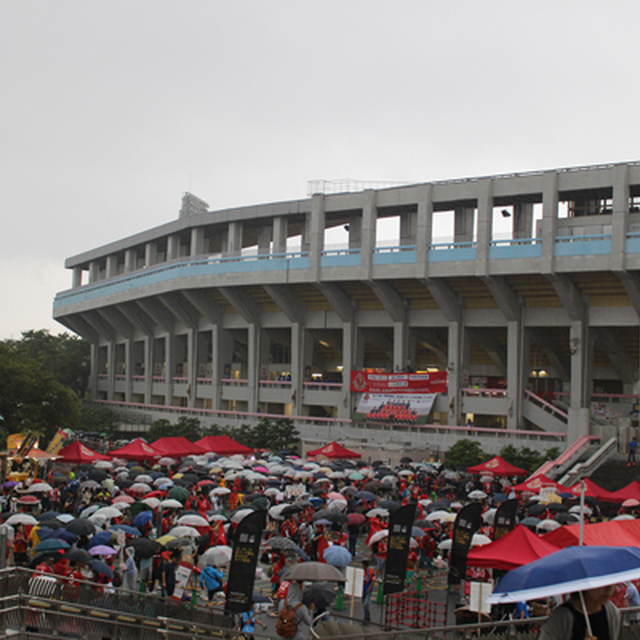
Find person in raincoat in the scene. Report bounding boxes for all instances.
[121,546,139,592]
[538,586,620,640]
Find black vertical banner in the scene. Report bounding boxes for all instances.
[225,509,266,613]
[492,499,519,540]
[448,502,482,586]
[383,503,417,595]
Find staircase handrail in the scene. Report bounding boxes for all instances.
[529,434,600,480]
[559,436,618,487]
[524,389,568,423]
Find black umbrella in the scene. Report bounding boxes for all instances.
[527,504,546,517]
[39,519,63,530]
[65,519,96,537]
[65,548,93,564]
[264,537,297,550]
[281,504,304,516]
[126,537,160,559]
[88,468,108,482]
[303,581,336,610]
[90,559,113,579]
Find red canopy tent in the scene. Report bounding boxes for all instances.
[307,442,361,459]
[151,437,205,458]
[466,456,528,477]
[568,477,619,502]
[195,436,252,456]
[604,480,640,503]
[511,473,571,494]
[542,518,640,548]
[57,441,111,464]
[108,438,160,461]
[467,525,561,571]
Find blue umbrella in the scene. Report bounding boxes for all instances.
[323,545,352,568]
[55,530,78,543]
[88,531,113,548]
[110,524,140,536]
[89,559,114,579]
[488,545,640,605]
[132,511,154,528]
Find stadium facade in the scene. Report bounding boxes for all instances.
[53,161,640,454]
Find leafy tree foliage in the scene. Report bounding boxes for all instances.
[79,404,120,436]
[0,354,80,447]
[499,444,561,473]
[148,416,301,453]
[443,438,487,469]
[6,330,90,397]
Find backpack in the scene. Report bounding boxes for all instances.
[276,600,302,638]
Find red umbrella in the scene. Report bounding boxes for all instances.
[347,512,366,526]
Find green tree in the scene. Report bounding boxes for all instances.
[79,405,120,436]
[147,417,203,442]
[499,444,558,473]
[8,330,90,398]
[443,438,487,470]
[0,354,80,445]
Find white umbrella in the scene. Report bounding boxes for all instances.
[426,510,456,523]
[160,499,183,509]
[366,508,389,518]
[129,482,152,493]
[231,508,254,524]
[26,482,52,493]
[176,514,209,527]
[94,460,113,470]
[439,533,491,551]
[482,508,497,525]
[613,514,636,521]
[134,474,153,484]
[467,490,488,500]
[79,504,101,518]
[6,514,38,526]
[56,513,74,523]
[536,519,561,532]
[93,506,122,520]
[268,504,289,520]
[199,545,233,567]
[153,477,171,487]
[211,487,231,496]
[158,457,177,466]
[168,526,201,538]
[367,529,389,546]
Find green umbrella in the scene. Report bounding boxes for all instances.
[168,486,190,503]
[130,501,153,517]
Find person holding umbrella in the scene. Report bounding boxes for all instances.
[538,585,620,640]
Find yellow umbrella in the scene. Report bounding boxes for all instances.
[156,535,177,546]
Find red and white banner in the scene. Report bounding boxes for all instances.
[350,370,447,394]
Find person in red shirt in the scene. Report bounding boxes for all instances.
[280,515,298,540]
[375,537,388,579]
[34,555,54,575]
[53,556,71,578]
[12,524,29,567]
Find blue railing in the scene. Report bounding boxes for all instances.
[320,248,361,267]
[372,244,417,265]
[489,237,542,259]
[554,234,612,256]
[428,241,476,262]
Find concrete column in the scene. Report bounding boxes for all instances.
[506,320,523,429]
[301,213,311,253]
[612,163,629,270]
[165,333,175,402]
[124,249,136,273]
[88,261,99,283]
[348,215,362,249]
[89,343,98,398]
[309,194,325,279]
[72,267,83,288]
[273,217,288,254]
[567,320,591,442]
[339,322,356,420]
[124,339,133,403]
[186,329,197,408]
[475,179,492,276]
[415,185,433,277]
[145,242,158,267]
[106,256,117,279]
[393,321,409,372]
[167,235,179,261]
[247,325,261,413]
[212,325,233,411]
[227,222,243,257]
[513,203,534,239]
[144,336,152,404]
[291,324,305,416]
[191,228,205,257]
[106,342,115,400]
[541,171,559,273]
[360,190,377,280]
[257,225,271,255]
[447,322,463,425]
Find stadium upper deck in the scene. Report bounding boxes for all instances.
[53,161,640,446]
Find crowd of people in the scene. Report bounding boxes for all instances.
[1,442,639,638]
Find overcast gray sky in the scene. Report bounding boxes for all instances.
[2,1,639,339]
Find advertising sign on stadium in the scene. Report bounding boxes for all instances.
[354,393,437,425]
[350,370,447,394]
